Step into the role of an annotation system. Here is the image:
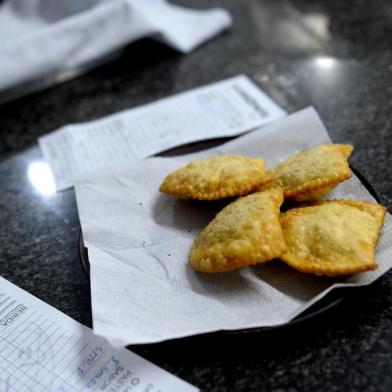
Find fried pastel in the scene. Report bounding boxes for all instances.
[264,144,353,200]
[331,199,386,227]
[280,200,386,276]
[159,155,272,200]
[190,187,287,273]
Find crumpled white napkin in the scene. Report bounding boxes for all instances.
[0,0,231,90]
[75,107,392,346]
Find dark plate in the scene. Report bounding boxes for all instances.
[78,164,382,331]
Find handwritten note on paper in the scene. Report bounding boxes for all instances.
[0,277,198,392]
[39,75,286,191]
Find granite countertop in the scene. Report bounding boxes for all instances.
[1,0,392,390]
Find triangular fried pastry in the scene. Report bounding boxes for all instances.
[263,144,353,201]
[190,187,287,272]
[159,155,273,200]
[280,200,386,276]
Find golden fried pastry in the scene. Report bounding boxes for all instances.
[263,144,353,201]
[190,187,287,272]
[280,200,386,276]
[159,155,272,200]
[316,199,387,227]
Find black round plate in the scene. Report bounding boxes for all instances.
[78,164,383,330]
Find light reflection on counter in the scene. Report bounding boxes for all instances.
[27,161,56,196]
[313,56,337,70]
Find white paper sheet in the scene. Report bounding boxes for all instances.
[0,0,231,91]
[39,75,286,191]
[75,107,392,346]
[0,276,198,391]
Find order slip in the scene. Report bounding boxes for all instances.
[39,75,286,191]
[0,277,198,392]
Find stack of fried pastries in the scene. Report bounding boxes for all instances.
[159,144,387,276]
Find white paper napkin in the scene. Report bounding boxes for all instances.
[0,0,231,91]
[75,107,392,346]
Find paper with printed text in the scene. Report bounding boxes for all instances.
[39,75,286,190]
[0,276,198,391]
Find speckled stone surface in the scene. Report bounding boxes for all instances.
[0,0,392,390]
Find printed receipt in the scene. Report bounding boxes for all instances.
[39,75,286,191]
[0,277,198,392]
